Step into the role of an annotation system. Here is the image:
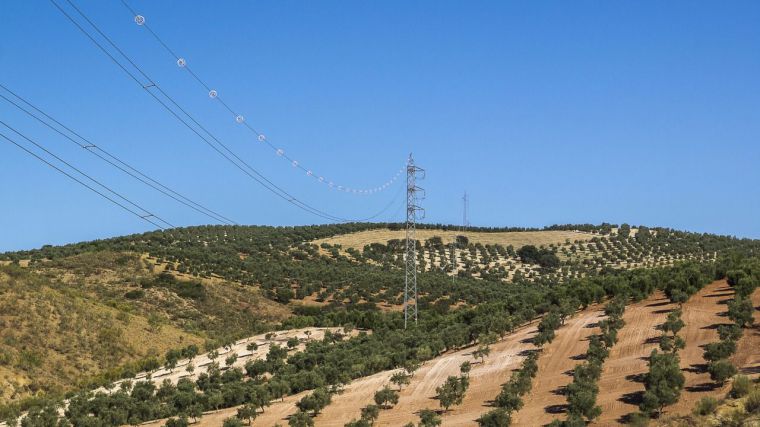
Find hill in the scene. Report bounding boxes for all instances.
[1,222,759,426]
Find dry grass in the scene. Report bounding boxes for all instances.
[314,229,595,251]
[0,266,204,403]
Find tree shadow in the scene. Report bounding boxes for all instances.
[570,353,587,361]
[544,404,568,414]
[701,323,732,330]
[644,336,660,345]
[704,292,733,298]
[518,348,539,357]
[684,363,708,374]
[619,391,644,405]
[550,386,567,397]
[625,373,646,383]
[618,412,639,425]
[686,382,720,392]
[645,301,671,308]
[740,365,760,375]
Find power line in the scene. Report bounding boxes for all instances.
[0,127,168,230]
[51,0,396,223]
[0,83,236,226]
[119,0,403,196]
[0,119,174,229]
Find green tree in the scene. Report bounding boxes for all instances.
[237,404,258,425]
[640,350,684,416]
[435,376,468,412]
[476,408,511,426]
[360,405,380,422]
[288,411,314,427]
[390,371,412,390]
[728,297,755,328]
[296,388,331,416]
[473,345,491,364]
[373,386,399,409]
[661,309,684,336]
[222,417,244,427]
[418,409,442,427]
[703,340,737,362]
[707,359,737,386]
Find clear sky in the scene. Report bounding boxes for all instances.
[1,1,759,251]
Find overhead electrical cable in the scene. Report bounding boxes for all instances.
[0,84,237,226]
[51,0,394,223]
[0,126,168,230]
[119,0,403,196]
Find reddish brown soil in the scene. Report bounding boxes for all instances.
[592,291,677,425]
[132,283,760,427]
[731,287,760,378]
[511,308,605,426]
[664,280,733,416]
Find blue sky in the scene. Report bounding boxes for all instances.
[1,1,759,251]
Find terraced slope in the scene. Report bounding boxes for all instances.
[511,307,605,426]
[731,287,760,378]
[666,280,732,415]
[372,321,539,426]
[593,292,677,425]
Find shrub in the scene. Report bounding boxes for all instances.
[730,375,752,399]
[124,289,145,299]
[693,396,719,416]
[745,390,760,414]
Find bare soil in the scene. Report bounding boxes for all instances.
[592,292,677,425]
[664,280,732,415]
[373,320,541,426]
[315,370,396,426]
[731,287,760,378]
[510,307,605,426]
[126,283,760,427]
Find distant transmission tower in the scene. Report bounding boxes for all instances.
[404,154,425,328]
[462,191,469,231]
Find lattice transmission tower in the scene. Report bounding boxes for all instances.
[404,153,425,328]
[462,191,469,231]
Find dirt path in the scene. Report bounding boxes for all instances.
[592,291,676,425]
[665,280,732,415]
[731,287,760,378]
[511,307,605,427]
